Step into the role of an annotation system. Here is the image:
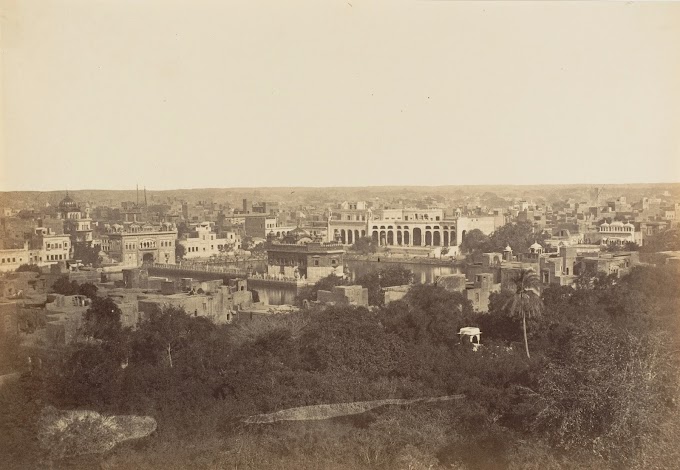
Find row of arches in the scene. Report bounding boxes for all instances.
[369,228,457,247]
[371,225,453,231]
[335,229,368,245]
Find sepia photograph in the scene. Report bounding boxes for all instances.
[1,1,679,469]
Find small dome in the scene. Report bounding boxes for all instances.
[290,226,309,236]
[530,242,543,250]
[600,221,610,226]
[58,193,79,210]
[503,245,512,252]
[624,222,634,227]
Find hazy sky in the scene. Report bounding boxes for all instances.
[1,0,679,191]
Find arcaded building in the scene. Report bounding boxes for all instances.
[327,204,501,251]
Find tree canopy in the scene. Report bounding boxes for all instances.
[356,265,415,306]
[5,264,680,469]
[350,236,379,255]
[73,244,102,268]
[15,264,41,273]
[640,228,680,253]
[51,277,99,300]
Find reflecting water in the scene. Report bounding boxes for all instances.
[252,285,297,306]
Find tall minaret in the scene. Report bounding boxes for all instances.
[144,186,148,207]
[326,209,333,243]
[136,184,139,206]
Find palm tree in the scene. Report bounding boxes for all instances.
[505,269,543,358]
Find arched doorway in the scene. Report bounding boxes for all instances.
[443,231,449,246]
[142,252,155,264]
[413,228,422,246]
[425,231,432,246]
[433,232,441,246]
[397,232,403,245]
[372,231,379,244]
[387,231,394,245]
[347,230,354,245]
[404,231,410,245]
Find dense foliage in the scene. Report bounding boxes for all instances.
[50,276,99,300]
[174,242,186,261]
[15,263,42,273]
[461,222,549,260]
[2,266,679,469]
[73,244,102,268]
[350,236,379,255]
[640,228,680,253]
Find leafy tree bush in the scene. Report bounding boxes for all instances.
[460,228,489,255]
[78,282,98,300]
[640,228,680,253]
[294,274,350,306]
[356,265,414,306]
[73,244,102,267]
[490,222,548,254]
[15,264,41,273]
[175,243,186,261]
[350,236,378,255]
[5,265,679,469]
[51,276,79,295]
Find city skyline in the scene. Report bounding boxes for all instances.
[2,0,680,191]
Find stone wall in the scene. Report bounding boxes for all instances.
[317,285,369,307]
[383,285,410,304]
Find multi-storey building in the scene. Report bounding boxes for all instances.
[33,228,71,264]
[100,222,178,267]
[266,242,344,282]
[244,215,279,238]
[327,204,501,252]
[56,194,93,256]
[0,226,72,272]
[179,222,240,258]
[596,221,643,246]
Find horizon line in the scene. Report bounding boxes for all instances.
[2,181,680,194]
